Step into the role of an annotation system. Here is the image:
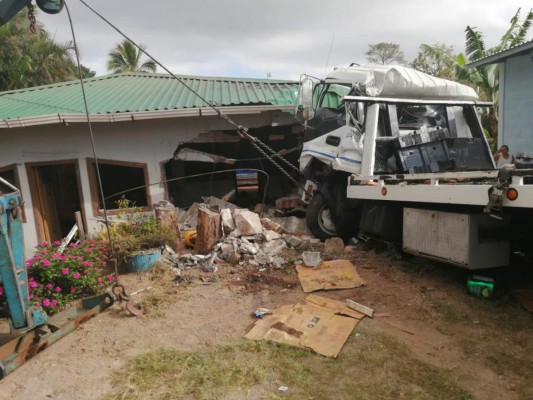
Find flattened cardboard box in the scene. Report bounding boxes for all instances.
[245,295,362,358]
[296,259,367,293]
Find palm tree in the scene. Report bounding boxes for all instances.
[107,39,156,73]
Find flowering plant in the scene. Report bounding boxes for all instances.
[0,239,113,316]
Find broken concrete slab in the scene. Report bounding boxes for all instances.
[260,218,287,234]
[263,229,282,242]
[220,208,235,234]
[296,260,367,293]
[262,238,287,256]
[234,209,263,236]
[270,216,310,236]
[238,238,260,255]
[282,234,303,248]
[324,237,345,254]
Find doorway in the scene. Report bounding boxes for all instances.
[26,161,84,243]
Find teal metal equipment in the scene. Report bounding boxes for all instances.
[0,178,114,379]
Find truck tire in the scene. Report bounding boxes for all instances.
[306,193,338,240]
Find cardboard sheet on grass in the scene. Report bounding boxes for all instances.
[296,259,366,293]
[246,294,365,357]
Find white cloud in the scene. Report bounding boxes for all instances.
[36,0,532,80]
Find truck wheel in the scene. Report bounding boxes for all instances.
[306,193,338,240]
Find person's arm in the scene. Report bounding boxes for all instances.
[493,148,501,161]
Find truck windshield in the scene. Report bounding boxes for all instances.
[315,83,351,108]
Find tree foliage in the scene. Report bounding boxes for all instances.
[411,43,456,79]
[365,42,405,65]
[0,10,88,91]
[107,39,156,73]
[414,8,533,141]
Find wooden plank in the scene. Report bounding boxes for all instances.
[346,299,374,318]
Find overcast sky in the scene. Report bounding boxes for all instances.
[38,0,532,81]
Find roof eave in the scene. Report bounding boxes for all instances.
[467,41,533,68]
[0,104,295,129]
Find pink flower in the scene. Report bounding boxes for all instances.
[60,255,66,261]
[42,299,51,307]
[52,253,61,259]
[73,272,81,279]
[77,257,84,262]
[38,241,48,247]
[69,243,78,248]
[34,255,41,260]
[69,255,76,260]
[34,303,41,309]
[29,281,38,288]
[51,300,58,309]
[82,261,93,267]
[107,274,114,282]
[41,249,48,255]
[46,283,53,289]
[83,248,92,253]
[26,259,34,267]
[70,287,76,293]
[62,268,69,275]
[54,240,61,246]
[84,270,90,275]
[97,278,103,285]
[42,259,51,267]
[55,286,61,293]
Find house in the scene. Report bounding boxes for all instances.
[0,73,301,253]
[468,39,533,155]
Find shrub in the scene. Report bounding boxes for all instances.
[0,239,113,316]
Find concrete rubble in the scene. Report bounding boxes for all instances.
[167,199,321,271]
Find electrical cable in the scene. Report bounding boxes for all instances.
[76,0,304,189]
[64,2,120,282]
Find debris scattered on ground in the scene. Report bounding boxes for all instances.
[346,299,375,318]
[323,237,345,254]
[296,260,367,293]
[245,294,363,357]
[167,198,320,272]
[253,308,273,318]
[302,251,321,267]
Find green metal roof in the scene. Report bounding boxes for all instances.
[0,73,299,122]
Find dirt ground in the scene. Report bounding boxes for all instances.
[0,244,531,400]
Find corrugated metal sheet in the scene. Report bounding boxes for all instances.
[0,73,299,120]
[467,39,533,68]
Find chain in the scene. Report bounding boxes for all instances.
[27,4,38,34]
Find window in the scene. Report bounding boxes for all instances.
[87,159,150,214]
[0,166,18,194]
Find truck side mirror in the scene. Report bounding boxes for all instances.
[298,77,315,121]
[36,0,64,14]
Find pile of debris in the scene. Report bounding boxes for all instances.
[167,198,320,272]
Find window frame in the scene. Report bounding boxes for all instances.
[86,158,152,216]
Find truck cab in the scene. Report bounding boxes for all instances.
[297,65,533,269]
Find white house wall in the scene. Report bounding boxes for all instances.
[0,110,296,256]
[499,53,533,154]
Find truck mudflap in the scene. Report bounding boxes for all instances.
[0,292,114,380]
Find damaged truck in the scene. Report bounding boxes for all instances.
[297,65,533,269]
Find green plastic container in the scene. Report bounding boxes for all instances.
[467,275,495,298]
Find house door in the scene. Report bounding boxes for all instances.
[26,162,83,243]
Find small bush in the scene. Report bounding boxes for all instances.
[1,239,113,316]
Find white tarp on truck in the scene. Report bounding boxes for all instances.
[327,65,479,100]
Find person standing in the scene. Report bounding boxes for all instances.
[494,145,515,168]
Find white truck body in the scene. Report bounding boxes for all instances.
[298,65,533,269]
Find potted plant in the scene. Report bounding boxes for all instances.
[107,199,178,272]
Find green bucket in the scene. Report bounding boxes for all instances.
[467,275,495,298]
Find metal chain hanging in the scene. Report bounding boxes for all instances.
[27,4,38,34]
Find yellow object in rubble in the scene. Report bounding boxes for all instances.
[184,230,197,247]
